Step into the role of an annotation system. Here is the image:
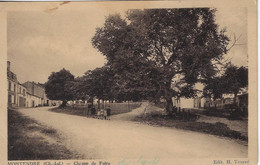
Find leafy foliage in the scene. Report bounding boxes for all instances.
[92,8,230,112]
[222,65,248,95]
[203,77,225,100]
[78,66,114,101]
[203,64,248,104]
[45,69,74,106]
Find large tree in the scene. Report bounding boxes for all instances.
[45,68,74,107]
[203,64,248,110]
[202,76,225,108]
[221,65,248,108]
[77,66,115,107]
[92,8,230,113]
[69,77,90,101]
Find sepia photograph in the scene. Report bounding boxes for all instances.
[1,1,257,165]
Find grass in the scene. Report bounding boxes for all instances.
[133,112,248,142]
[199,108,231,118]
[194,107,248,120]
[40,128,57,134]
[8,109,83,160]
[49,102,142,117]
[50,106,87,117]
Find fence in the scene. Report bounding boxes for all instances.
[204,94,248,111]
[68,102,142,115]
[94,102,142,115]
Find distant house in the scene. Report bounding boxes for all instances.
[193,97,207,109]
[171,97,207,109]
[7,61,27,108]
[26,92,42,108]
[23,81,54,107]
[7,61,57,108]
[203,92,248,110]
[171,97,193,109]
[17,83,27,108]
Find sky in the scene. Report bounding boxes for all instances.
[7,5,247,84]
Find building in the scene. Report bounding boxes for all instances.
[7,61,56,108]
[17,83,27,107]
[172,97,204,109]
[203,92,248,110]
[7,61,27,108]
[23,81,54,107]
[26,91,42,107]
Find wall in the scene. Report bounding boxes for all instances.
[172,97,194,109]
[7,80,18,108]
[23,81,45,99]
[26,93,42,108]
[17,84,27,107]
[180,98,194,109]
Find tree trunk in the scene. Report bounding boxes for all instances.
[166,97,174,113]
[102,99,105,109]
[72,100,74,108]
[164,79,175,114]
[128,100,130,112]
[98,99,100,110]
[60,100,67,108]
[177,97,181,112]
[88,97,94,106]
[234,92,238,111]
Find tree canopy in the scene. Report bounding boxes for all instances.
[203,64,248,109]
[92,8,230,112]
[222,65,248,96]
[45,68,75,107]
[203,77,225,100]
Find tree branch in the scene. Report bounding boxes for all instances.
[227,33,242,52]
[153,40,166,66]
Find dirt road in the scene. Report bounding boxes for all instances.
[18,106,247,159]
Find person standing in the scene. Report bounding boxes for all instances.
[106,106,111,120]
[103,108,107,120]
[91,107,96,117]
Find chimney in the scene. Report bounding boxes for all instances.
[7,61,10,71]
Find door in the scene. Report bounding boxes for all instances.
[19,97,26,107]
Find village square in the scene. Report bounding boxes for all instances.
[6,4,251,165]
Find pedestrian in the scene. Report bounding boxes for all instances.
[87,104,92,116]
[97,109,100,119]
[91,107,96,117]
[103,108,107,120]
[100,109,104,119]
[106,106,111,120]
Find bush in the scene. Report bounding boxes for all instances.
[228,111,244,120]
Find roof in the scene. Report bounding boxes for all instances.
[23,81,45,98]
[7,70,17,82]
[26,91,42,98]
[18,82,27,88]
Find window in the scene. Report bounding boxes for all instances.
[8,81,11,91]
[8,94,11,103]
[11,95,14,104]
[14,95,16,104]
[20,87,21,94]
[14,84,16,92]
[23,89,25,96]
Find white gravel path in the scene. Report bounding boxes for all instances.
[18,106,247,159]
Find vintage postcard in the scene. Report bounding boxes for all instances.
[0,1,257,165]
